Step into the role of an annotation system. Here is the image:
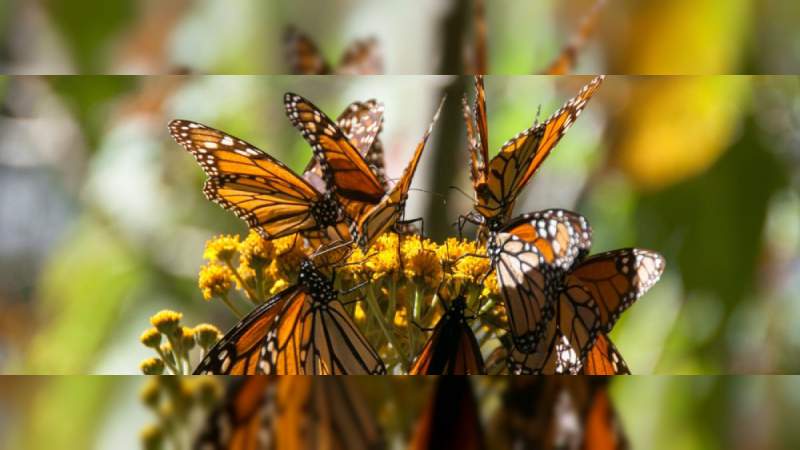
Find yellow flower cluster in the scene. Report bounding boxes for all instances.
[151,230,506,372]
[140,310,222,375]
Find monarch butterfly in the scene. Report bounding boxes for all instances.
[194,259,386,375]
[508,247,664,375]
[408,377,487,450]
[194,377,386,450]
[463,75,604,231]
[303,99,388,193]
[408,296,485,375]
[286,93,443,250]
[488,209,592,355]
[168,120,345,242]
[499,377,626,450]
[581,384,629,450]
[581,333,630,376]
[284,25,383,75]
[541,0,607,75]
[193,376,272,449]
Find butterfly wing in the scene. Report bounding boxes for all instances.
[285,93,385,221]
[193,376,273,450]
[303,99,387,192]
[170,120,327,240]
[581,387,630,450]
[273,378,385,450]
[353,99,443,250]
[262,263,386,375]
[475,76,604,222]
[466,76,490,189]
[582,333,631,375]
[541,0,606,75]
[336,37,383,74]
[193,288,293,375]
[567,248,665,332]
[409,299,485,375]
[408,377,487,450]
[492,209,592,353]
[284,26,331,74]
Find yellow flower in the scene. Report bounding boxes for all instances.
[401,236,442,288]
[203,234,240,262]
[140,327,162,349]
[393,306,408,328]
[481,272,499,298]
[198,263,234,301]
[194,323,222,349]
[150,310,182,337]
[178,326,195,352]
[140,379,161,407]
[354,302,367,323]
[239,230,275,269]
[273,234,309,273]
[269,277,289,296]
[140,424,164,450]
[192,377,222,408]
[140,357,165,375]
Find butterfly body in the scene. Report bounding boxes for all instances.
[409,296,486,375]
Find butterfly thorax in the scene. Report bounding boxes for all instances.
[311,193,343,228]
[448,297,469,325]
[298,260,337,305]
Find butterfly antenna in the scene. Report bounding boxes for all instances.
[448,185,476,202]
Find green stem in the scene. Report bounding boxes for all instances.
[223,259,257,302]
[254,266,266,304]
[155,347,180,375]
[365,285,408,370]
[219,293,244,319]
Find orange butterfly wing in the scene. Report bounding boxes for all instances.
[492,209,592,354]
[409,297,485,375]
[193,288,292,375]
[285,93,385,221]
[261,262,386,375]
[582,333,631,375]
[193,376,273,450]
[475,76,604,222]
[567,248,665,332]
[169,120,333,240]
[408,378,487,450]
[353,98,442,249]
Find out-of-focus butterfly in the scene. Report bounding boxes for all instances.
[408,296,485,375]
[540,0,607,75]
[194,377,386,450]
[462,75,604,232]
[194,259,385,375]
[193,376,272,450]
[496,377,627,450]
[580,383,629,450]
[286,93,443,251]
[284,25,383,75]
[508,246,664,375]
[169,120,346,242]
[407,377,487,450]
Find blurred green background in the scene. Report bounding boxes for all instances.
[1,75,798,376]
[2,376,800,450]
[1,0,799,74]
